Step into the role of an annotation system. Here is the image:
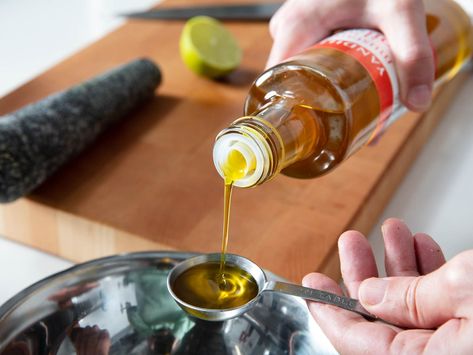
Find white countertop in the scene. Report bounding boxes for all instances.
[1,0,473,307]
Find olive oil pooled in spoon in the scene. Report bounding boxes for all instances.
[171,262,258,309]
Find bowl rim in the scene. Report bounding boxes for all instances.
[0,251,197,320]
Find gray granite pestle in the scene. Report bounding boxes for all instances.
[0,58,161,203]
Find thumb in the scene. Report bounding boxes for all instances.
[358,257,469,328]
[377,0,434,112]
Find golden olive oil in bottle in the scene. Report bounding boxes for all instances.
[213,0,472,187]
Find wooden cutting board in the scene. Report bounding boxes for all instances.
[0,0,467,283]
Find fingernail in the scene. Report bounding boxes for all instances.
[359,278,388,306]
[381,223,387,236]
[301,275,311,288]
[407,85,432,111]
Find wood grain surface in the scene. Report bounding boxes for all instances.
[0,0,467,282]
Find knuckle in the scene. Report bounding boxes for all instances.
[404,277,425,324]
[396,48,434,84]
[269,16,280,37]
[268,1,293,37]
[445,251,473,290]
[389,331,430,354]
[397,46,433,68]
[269,6,300,37]
[392,0,420,12]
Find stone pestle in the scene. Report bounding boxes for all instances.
[0,58,162,203]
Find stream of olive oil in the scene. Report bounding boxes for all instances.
[220,149,251,275]
[220,181,232,281]
[172,149,259,309]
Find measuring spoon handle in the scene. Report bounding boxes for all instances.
[265,281,378,321]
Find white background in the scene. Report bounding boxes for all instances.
[1,0,473,306]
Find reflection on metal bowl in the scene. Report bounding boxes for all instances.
[0,252,336,354]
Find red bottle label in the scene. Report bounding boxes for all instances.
[314,29,400,142]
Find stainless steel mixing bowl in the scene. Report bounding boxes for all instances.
[0,251,336,354]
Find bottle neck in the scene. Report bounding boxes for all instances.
[214,96,321,187]
[213,116,281,187]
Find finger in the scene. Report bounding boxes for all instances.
[413,232,446,274]
[338,231,378,297]
[74,328,90,355]
[302,272,429,354]
[382,218,419,276]
[75,333,84,355]
[302,272,344,300]
[84,326,100,355]
[98,330,111,355]
[267,0,330,67]
[376,0,434,111]
[359,251,473,328]
[302,272,357,323]
[302,272,369,348]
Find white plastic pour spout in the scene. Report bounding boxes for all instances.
[213,133,265,187]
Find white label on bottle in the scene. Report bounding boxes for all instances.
[314,29,402,143]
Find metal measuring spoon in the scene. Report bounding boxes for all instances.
[167,253,379,322]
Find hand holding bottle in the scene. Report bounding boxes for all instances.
[214,0,471,186]
[303,218,473,353]
[267,0,435,112]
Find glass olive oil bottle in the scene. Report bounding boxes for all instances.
[213,0,472,188]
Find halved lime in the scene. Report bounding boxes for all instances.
[180,16,242,78]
